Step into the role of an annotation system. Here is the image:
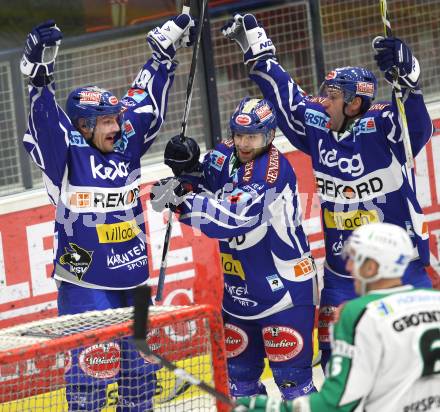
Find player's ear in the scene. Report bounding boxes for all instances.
[364,258,379,278]
[77,118,92,140]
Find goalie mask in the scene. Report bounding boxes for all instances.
[319,67,377,115]
[66,85,122,131]
[229,97,277,147]
[345,223,414,295]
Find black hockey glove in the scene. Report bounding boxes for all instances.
[150,177,193,213]
[164,135,201,177]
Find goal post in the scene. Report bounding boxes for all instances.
[0,304,229,412]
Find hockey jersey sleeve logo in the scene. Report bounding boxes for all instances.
[59,243,93,281]
[209,150,227,171]
[304,109,330,132]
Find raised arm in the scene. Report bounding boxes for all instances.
[372,36,434,163]
[221,14,312,154]
[117,13,197,157]
[21,21,70,204]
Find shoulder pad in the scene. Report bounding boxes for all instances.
[368,102,391,112]
[306,96,326,105]
[222,138,234,148]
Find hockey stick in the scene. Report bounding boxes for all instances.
[156,0,208,302]
[379,0,415,173]
[133,285,235,407]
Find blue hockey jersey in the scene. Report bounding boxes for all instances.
[250,59,434,278]
[178,140,319,319]
[23,58,176,289]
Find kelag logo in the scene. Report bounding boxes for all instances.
[90,156,129,180]
[318,139,365,177]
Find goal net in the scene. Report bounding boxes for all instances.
[0,304,229,411]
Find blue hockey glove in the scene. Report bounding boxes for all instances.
[20,20,62,83]
[372,36,420,88]
[147,13,196,61]
[150,177,193,213]
[164,135,201,177]
[221,14,275,64]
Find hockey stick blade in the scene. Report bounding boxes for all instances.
[133,286,235,407]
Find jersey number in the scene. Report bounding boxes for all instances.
[420,328,440,377]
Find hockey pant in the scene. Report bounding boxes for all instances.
[57,282,158,411]
[223,305,317,400]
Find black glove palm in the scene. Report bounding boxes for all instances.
[164,136,201,176]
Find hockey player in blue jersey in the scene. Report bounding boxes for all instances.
[21,17,196,411]
[150,97,319,400]
[221,14,434,371]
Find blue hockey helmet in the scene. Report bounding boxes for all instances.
[229,97,277,145]
[320,67,377,113]
[66,85,122,130]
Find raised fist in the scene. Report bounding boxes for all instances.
[221,14,275,64]
[372,36,420,89]
[20,20,63,83]
[164,135,201,176]
[147,13,197,61]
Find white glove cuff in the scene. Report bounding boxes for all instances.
[162,19,189,46]
[20,55,36,76]
[248,27,274,55]
[20,43,59,78]
[406,56,420,84]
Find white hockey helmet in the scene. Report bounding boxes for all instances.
[346,223,414,292]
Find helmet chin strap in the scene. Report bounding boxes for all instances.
[86,130,98,150]
[81,117,98,149]
[354,261,381,296]
[338,102,357,133]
